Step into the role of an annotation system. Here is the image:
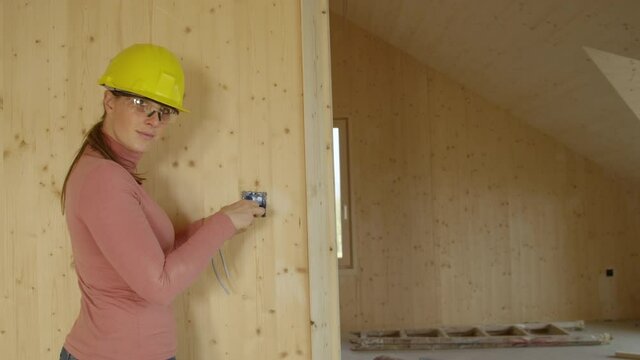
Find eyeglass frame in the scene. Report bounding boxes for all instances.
[109,89,180,124]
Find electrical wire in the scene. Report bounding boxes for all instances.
[211,254,230,295]
[219,249,231,281]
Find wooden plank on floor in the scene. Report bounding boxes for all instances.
[615,352,640,360]
[350,321,611,351]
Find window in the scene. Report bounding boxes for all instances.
[333,118,353,269]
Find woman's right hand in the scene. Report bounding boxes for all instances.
[219,200,265,231]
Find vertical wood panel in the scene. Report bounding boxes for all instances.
[429,70,470,324]
[1,1,337,359]
[6,2,47,358]
[302,0,342,358]
[331,14,640,332]
[0,0,12,355]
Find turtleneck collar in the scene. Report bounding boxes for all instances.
[99,131,144,172]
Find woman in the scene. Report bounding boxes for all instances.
[59,44,264,360]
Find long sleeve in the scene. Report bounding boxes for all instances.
[63,138,238,360]
[174,218,206,249]
[79,162,236,306]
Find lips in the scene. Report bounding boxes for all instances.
[136,130,155,140]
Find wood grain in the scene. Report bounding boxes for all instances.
[0,1,330,359]
[331,13,640,332]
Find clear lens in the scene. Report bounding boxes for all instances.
[130,97,178,123]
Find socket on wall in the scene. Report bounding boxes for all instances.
[605,268,614,277]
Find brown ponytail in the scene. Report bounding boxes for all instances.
[60,115,145,213]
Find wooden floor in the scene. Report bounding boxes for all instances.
[341,320,640,360]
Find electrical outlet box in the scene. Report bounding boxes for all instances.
[606,268,614,277]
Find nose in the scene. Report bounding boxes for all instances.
[145,111,162,127]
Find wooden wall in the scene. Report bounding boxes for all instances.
[1,1,338,359]
[301,0,342,358]
[331,14,640,332]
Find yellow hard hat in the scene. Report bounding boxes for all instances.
[98,44,188,112]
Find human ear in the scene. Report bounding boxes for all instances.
[103,90,117,114]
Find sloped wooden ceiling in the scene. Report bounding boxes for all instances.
[329,0,640,180]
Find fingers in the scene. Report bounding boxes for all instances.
[239,200,266,216]
[220,199,266,230]
[252,206,266,217]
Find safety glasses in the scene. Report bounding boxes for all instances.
[111,90,179,124]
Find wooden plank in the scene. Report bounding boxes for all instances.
[351,333,611,351]
[301,0,342,359]
[354,320,584,337]
[615,351,640,360]
[350,321,610,351]
[517,320,585,331]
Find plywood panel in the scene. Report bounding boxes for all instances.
[331,14,640,332]
[1,1,339,359]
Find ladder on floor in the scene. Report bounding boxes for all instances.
[350,320,611,351]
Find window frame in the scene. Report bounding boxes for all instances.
[333,118,353,269]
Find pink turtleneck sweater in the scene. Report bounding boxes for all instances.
[63,134,237,360]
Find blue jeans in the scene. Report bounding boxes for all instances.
[60,347,176,360]
[59,347,78,360]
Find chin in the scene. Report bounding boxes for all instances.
[134,144,151,153]
[122,140,148,153]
